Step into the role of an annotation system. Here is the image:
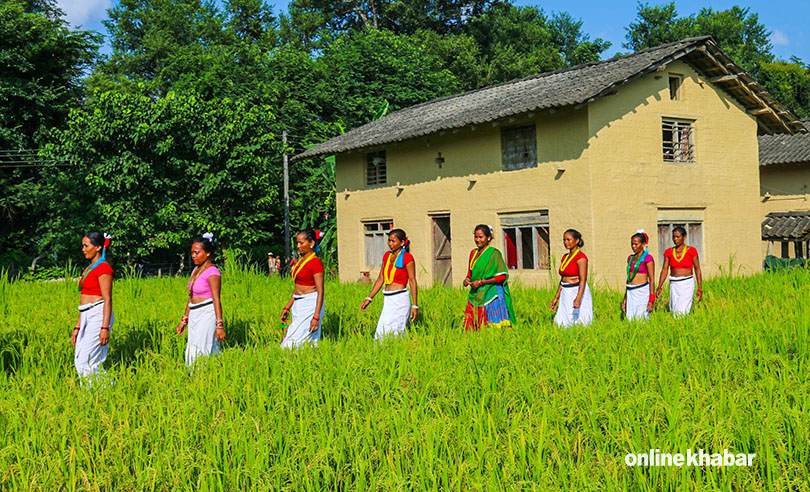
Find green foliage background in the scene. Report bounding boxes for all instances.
[1,0,809,271]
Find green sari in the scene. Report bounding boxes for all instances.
[468,247,516,321]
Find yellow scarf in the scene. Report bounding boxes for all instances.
[560,248,580,272]
[383,249,403,285]
[672,245,688,263]
[291,252,316,281]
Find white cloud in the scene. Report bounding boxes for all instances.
[771,29,790,47]
[56,0,112,27]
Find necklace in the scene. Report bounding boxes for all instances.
[560,248,580,272]
[673,245,688,263]
[291,252,316,281]
[469,246,489,272]
[188,261,212,295]
[627,250,647,282]
[78,257,104,292]
[383,249,403,285]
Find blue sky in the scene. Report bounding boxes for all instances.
[62,0,808,62]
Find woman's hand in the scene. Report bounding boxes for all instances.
[99,328,109,346]
[646,301,655,313]
[280,308,290,323]
[695,289,703,303]
[70,327,79,346]
[215,327,226,342]
[309,317,320,333]
[550,297,559,311]
[621,297,627,312]
[656,287,663,298]
[573,297,582,309]
[409,307,418,322]
[462,277,471,288]
[176,320,187,334]
[360,299,371,311]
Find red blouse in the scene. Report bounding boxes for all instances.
[664,246,698,270]
[382,251,414,285]
[79,261,113,296]
[292,256,324,286]
[559,251,587,276]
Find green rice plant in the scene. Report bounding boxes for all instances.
[0,270,807,491]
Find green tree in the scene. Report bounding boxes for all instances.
[757,59,810,119]
[624,3,773,73]
[39,90,282,262]
[0,0,99,267]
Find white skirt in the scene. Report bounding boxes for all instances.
[554,282,593,328]
[185,299,221,367]
[375,289,410,340]
[625,282,650,321]
[281,291,324,349]
[75,300,114,378]
[669,275,695,316]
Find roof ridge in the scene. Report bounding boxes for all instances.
[391,36,713,115]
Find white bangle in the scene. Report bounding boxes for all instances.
[365,297,373,302]
[411,305,419,309]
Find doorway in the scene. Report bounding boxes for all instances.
[431,215,452,287]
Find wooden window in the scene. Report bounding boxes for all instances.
[363,220,393,267]
[501,125,537,171]
[366,150,387,185]
[501,211,550,270]
[657,222,703,262]
[781,242,790,258]
[669,75,682,100]
[662,118,695,163]
[795,241,805,259]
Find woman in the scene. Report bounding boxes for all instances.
[622,230,656,321]
[550,229,593,327]
[462,224,515,331]
[656,226,703,316]
[280,229,325,348]
[72,232,114,381]
[176,233,225,367]
[360,229,418,340]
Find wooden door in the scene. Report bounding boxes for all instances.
[432,216,452,287]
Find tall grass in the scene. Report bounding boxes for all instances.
[0,270,808,491]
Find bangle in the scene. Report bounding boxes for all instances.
[411,305,419,309]
[215,320,224,328]
[365,296,373,302]
[73,326,80,332]
[649,293,656,303]
[697,289,703,294]
[312,316,320,321]
[100,326,109,330]
[282,307,290,312]
[181,316,188,323]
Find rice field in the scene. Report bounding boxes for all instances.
[0,267,808,491]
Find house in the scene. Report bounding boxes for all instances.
[296,37,804,288]
[759,120,810,259]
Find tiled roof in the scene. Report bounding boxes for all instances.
[296,36,804,161]
[759,120,810,166]
[762,211,810,241]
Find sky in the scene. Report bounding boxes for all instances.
[61,0,809,62]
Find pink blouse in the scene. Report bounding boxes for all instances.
[188,266,221,298]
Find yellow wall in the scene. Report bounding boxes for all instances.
[334,60,763,286]
[586,60,762,286]
[759,161,810,258]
